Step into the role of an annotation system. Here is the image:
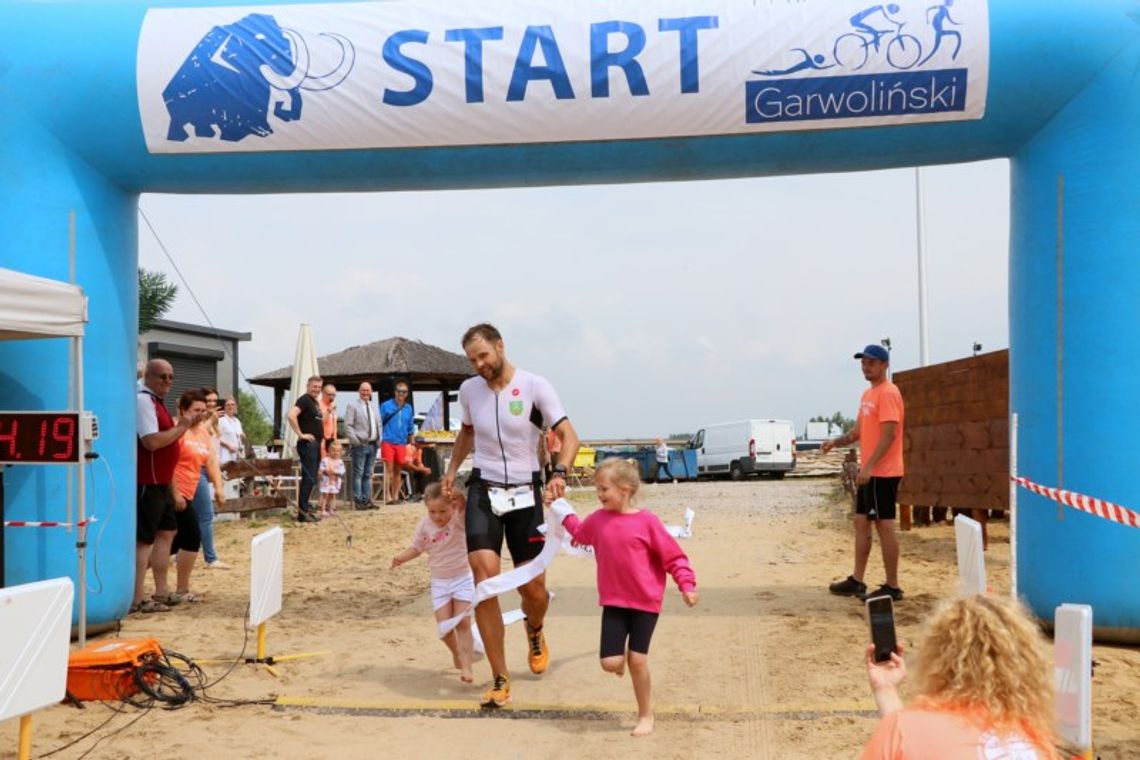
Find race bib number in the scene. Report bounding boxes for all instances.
[488,485,535,517]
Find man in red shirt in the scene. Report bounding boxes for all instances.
[821,344,905,601]
[134,359,200,613]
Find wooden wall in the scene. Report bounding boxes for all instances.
[894,350,1009,510]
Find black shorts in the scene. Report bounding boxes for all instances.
[600,606,660,658]
[137,483,177,544]
[171,499,201,554]
[856,476,901,521]
[465,469,545,564]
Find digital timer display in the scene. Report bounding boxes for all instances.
[0,412,81,464]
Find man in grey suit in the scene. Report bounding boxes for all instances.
[344,381,381,509]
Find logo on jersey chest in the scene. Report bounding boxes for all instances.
[509,400,524,416]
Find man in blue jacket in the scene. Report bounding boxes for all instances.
[380,381,416,504]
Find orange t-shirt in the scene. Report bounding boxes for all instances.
[860,707,1053,760]
[173,425,213,499]
[858,380,905,477]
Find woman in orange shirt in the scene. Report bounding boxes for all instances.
[166,388,225,605]
[861,594,1058,759]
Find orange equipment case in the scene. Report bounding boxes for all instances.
[66,638,164,701]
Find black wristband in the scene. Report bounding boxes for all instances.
[552,465,567,477]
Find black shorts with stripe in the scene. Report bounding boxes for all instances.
[856,476,901,521]
[465,469,546,564]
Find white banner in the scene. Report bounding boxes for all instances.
[138,0,988,154]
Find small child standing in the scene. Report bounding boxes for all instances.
[318,440,346,517]
[549,458,698,737]
[391,483,476,683]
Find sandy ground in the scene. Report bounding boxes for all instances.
[4,478,1139,759]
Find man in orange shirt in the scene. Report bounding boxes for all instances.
[821,344,905,601]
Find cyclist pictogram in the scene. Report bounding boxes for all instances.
[752,1,966,79]
[834,4,922,70]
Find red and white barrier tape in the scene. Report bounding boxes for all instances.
[1011,476,1140,529]
[2,517,98,528]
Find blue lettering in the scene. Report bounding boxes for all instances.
[507,25,575,102]
[658,16,718,94]
[444,27,504,104]
[590,21,649,98]
[382,30,432,107]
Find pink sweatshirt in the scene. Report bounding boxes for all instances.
[562,509,697,613]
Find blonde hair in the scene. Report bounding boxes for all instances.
[594,458,641,498]
[912,595,1056,752]
[424,482,464,505]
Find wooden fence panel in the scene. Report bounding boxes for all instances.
[894,350,1009,510]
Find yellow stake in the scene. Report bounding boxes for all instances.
[257,622,267,662]
[18,715,31,760]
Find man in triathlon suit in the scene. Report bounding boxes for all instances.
[443,323,580,708]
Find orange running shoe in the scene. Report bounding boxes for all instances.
[481,674,511,708]
[525,619,549,675]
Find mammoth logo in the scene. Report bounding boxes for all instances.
[163,13,355,142]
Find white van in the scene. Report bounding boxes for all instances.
[689,419,797,479]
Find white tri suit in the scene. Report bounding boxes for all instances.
[460,368,568,563]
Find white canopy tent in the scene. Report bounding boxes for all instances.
[0,267,90,644]
[0,267,87,339]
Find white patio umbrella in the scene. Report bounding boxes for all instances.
[283,323,319,457]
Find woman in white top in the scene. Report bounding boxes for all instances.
[218,396,245,464]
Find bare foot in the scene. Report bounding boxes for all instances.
[452,654,463,669]
[460,667,474,683]
[631,715,654,737]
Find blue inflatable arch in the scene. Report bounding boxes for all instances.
[1,0,1137,641]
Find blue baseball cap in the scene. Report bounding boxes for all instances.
[854,344,890,362]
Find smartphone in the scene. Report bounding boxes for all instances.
[866,594,897,663]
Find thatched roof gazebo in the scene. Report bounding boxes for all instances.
[250,336,473,437]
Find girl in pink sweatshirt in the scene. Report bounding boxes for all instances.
[549,458,698,737]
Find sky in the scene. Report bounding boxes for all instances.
[137,158,1010,440]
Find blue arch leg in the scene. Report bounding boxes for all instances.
[0,118,138,625]
[1011,39,1140,643]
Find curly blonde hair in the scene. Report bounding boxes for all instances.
[912,594,1056,751]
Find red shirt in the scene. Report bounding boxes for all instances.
[137,390,179,485]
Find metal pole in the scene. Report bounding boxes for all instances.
[915,167,931,366]
[76,335,87,647]
[1009,412,1018,599]
[70,209,88,646]
[68,212,75,532]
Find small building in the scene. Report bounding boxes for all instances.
[140,318,251,412]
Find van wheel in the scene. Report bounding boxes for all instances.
[771,471,786,480]
[729,462,743,481]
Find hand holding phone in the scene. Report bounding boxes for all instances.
[866,594,898,663]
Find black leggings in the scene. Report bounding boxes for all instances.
[170,499,201,553]
[600,606,660,658]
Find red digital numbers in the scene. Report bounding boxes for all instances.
[0,417,18,460]
[53,416,76,461]
[0,412,80,464]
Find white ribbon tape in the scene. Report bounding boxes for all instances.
[437,508,568,648]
